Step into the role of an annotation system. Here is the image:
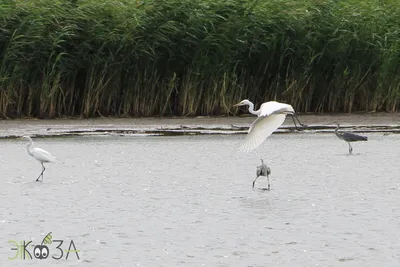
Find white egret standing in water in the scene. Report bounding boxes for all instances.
[21,136,56,182]
[233,99,306,152]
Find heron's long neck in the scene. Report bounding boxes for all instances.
[334,125,340,137]
[248,102,261,116]
[26,140,34,156]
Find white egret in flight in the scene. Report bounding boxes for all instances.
[234,99,306,152]
[20,136,56,182]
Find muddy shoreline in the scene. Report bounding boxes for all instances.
[0,113,399,138]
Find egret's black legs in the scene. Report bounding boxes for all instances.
[36,163,45,182]
[291,115,299,130]
[291,113,307,131]
[295,113,307,128]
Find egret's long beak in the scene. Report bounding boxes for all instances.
[233,103,241,107]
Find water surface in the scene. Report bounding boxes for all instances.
[1,132,399,266]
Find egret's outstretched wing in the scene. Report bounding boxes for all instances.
[239,114,286,153]
[32,147,56,163]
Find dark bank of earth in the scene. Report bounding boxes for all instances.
[0,113,400,139]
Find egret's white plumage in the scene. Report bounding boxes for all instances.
[21,136,56,181]
[241,113,287,153]
[234,99,304,153]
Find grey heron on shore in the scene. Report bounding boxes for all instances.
[334,124,367,154]
[233,99,307,153]
[20,136,56,182]
[253,158,271,190]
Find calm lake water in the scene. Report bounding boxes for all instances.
[1,132,399,266]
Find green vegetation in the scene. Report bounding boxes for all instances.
[0,0,400,118]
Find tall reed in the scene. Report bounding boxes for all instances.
[0,0,399,118]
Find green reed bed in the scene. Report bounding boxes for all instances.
[0,0,399,118]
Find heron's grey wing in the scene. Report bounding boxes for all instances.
[239,114,286,153]
[256,166,261,176]
[341,132,368,141]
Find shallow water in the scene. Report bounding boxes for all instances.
[1,132,399,266]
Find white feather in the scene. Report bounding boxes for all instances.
[259,101,294,117]
[31,147,56,163]
[239,114,286,153]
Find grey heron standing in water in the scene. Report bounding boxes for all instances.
[253,158,271,190]
[233,99,307,153]
[334,124,368,154]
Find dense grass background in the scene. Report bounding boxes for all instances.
[0,0,400,118]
